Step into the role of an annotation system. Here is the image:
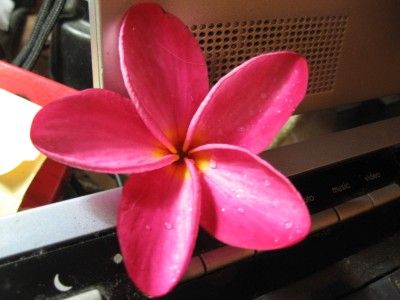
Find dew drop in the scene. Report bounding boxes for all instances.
[273,237,280,243]
[113,253,123,264]
[238,126,245,133]
[145,225,151,231]
[221,207,226,213]
[235,188,243,198]
[277,109,282,114]
[264,179,271,186]
[261,92,267,99]
[209,159,217,169]
[164,222,173,230]
[170,276,178,283]
[237,207,245,213]
[169,265,180,274]
[284,221,293,229]
[288,234,294,241]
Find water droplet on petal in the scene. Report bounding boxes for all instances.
[264,179,271,186]
[171,277,178,283]
[274,237,280,243]
[288,234,294,241]
[221,207,226,213]
[169,265,180,274]
[209,159,217,169]
[145,225,151,231]
[237,207,245,213]
[235,188,243,198]
[261,92,267,99]
[164,222,173,230]
[238,126,245,133]
[284,221,293,229]
[277,109,282,114]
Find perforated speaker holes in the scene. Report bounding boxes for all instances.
[191,15,348,95]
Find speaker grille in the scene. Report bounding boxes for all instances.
[191,15,348,95]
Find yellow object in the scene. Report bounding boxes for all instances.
[0,88,44,216]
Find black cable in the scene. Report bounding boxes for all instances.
[21,0,66,70]
[12,0,52,66]
[12,0,66,70]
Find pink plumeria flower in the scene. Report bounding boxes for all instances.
[31,3,310,297]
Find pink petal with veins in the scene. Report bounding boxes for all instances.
[31,89,177,173]
[118,160,201,297]
[191,144,310,250]
[185,52,308,154]
[120,3,209,149]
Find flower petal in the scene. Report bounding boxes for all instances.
[0,154,46,217]
[185,52,308,154]
[31,89,177,173]
[119,3,209,148]
[117,160,201,297]
[190,144,311,250]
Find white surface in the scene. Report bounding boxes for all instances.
[64,289,103,300]
[0,188,121,259]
